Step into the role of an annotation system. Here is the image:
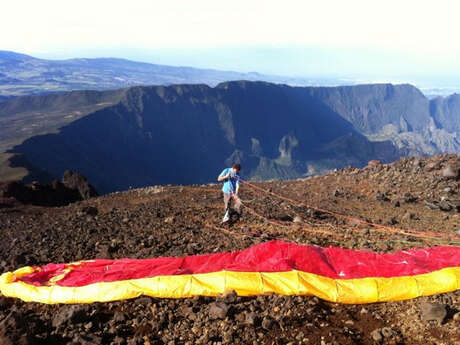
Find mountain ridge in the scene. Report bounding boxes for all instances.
[3,81,460,192]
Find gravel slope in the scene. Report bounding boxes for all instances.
[0,154,459,345]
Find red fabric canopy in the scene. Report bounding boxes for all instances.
[17,241,460,287]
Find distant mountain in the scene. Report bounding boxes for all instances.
[0,50,331,97]
[3,81,460,193]
[3,82,402,192]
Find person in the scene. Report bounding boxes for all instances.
[217,163,242,223]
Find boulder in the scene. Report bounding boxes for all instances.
[425,161,441,171]
[0,171,98,207]
[420,302,447,324]
[62,170,98,200]
[441,164,459,180]
[367,160,382,167]
[208,302,229,319]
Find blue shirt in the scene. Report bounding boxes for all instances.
[219,168,241,194]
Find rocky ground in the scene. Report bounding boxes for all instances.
[0,154,459,345]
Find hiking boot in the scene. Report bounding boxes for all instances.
[222,210,230,223]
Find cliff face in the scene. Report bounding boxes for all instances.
[4,82,460,193]
[306,84,460,156]
[306,84,431,134]
[430,94,460,133]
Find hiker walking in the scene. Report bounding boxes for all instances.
[218,163,242,223]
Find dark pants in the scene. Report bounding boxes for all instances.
[223,193,242,214]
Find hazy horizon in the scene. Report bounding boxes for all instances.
[5,47,459,96]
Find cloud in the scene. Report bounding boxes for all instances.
[1,0,459,50]
[1,0,460,77]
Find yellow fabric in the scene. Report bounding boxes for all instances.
[1,267,460,304]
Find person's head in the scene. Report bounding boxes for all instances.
[232,163,241,174]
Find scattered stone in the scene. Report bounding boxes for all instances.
[97,244,111,259]
[420,302,447,324]
[81,206,98,216]
[386,217,398,225]
[2,153,460,343]
[74,334,102,345]
[333,189,343,197]
[425,162,440,171]
[245,312,258,326]
[444,187,454,194]
[442,165,459,179]
[293,216,302,223]
[113,312,126,323]
[261,316,275,330]
[402,212,418,221]
[449,200,460,212]
[424,201,440,210]
[375,191,390,202]
[222,289,238,303]
[135,297,152,306]
[278,214,294,222]
[164,216,175,224]
[439,200,453,212]
[402,193,418,203]
[453,312,460,321]
[368,160,382,167]
[208,302,229,319]
[52,305,88,329]
[381,327,394,338]
[111,336,125,345]
[371,329,383,342]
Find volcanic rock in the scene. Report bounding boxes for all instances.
[222,289,238,303]
[1,154,460,345]
[261,316,276,330]
[442,164,459,179]
[208,302,229,319]
[0,171,98,207]
[371,329,383,342]
[425,162,441,171]
[420,302,447,324]
[52,305,89,329]
[424,201,440,210]
[244,312,258,326]
[381,327,394,338]
[62,170,98,200]
[439,200,453,212]
[293,215,303,223]
[367,160,382,167]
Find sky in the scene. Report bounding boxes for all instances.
[2,0,460,80]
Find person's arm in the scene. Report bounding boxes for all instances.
[235,183,240,197]
[217,169,231,182]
